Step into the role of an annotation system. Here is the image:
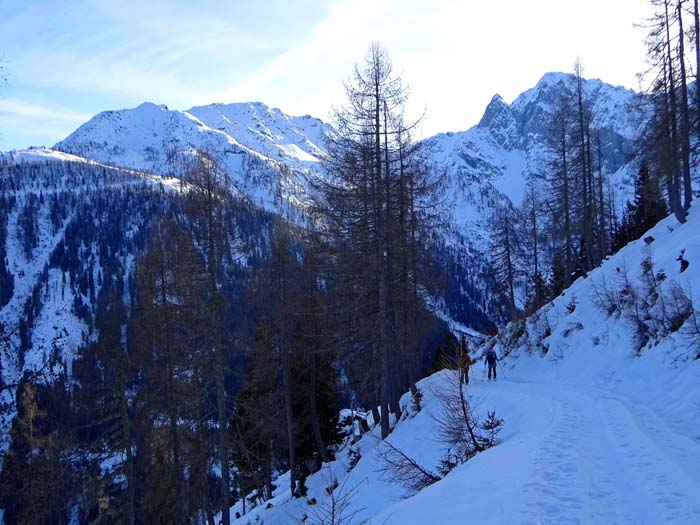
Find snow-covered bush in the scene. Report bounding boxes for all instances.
[410,387,424,414]
[295,467,367,525]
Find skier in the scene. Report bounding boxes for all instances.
[484,342,498,381]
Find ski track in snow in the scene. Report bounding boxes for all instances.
[491,379,700,525]
[233,368,700,525]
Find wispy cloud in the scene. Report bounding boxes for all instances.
[1,0,652,149]
[1,0,308,107]
[0,98,91,122]
[214,0,652,137]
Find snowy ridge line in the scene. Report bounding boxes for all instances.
[1,147,185,192]
[54,100,329,183]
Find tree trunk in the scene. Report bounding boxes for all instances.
[561,116,573,285]
[529,183,542,308]
[374,61,391,440]
[695,0,700,146]
[665,0,687,223]
[159,252,185,525]
[596,132,607,261]
[211,256,230,525]
[576,63,594,271]
[677,0,693,211]
[586,125,596,266]
[504,219,516,319]
[118,367,135,525]
[276,223,296,498]
[308,353,329,464]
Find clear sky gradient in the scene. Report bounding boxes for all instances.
[0,0,652,150]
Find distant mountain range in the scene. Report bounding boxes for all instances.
[0,73,649,411]
[53,72,646,248]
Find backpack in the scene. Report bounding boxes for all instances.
[486,349,496,364]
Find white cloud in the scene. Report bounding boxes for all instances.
[212,0,653,136]
[1,0,655,148]
[0,98,90,122]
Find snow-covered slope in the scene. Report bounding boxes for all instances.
[55,101,332,213]
[186,102,329,167]
[232,200,700,525]
[421,72,644,250]
[0,151,177,430]
[0,149,269,447]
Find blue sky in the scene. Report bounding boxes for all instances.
[1,0,651,150]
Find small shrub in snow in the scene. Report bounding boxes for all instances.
[375,438,441,495]
[429,369,505,473]
[666,282,693,333]
[565,295,577,314]
[479,410,505,448]
[591,274,622,316]
[410,387,424,414]
[437,454,459,477]
[346,448,361,472]
[298,467,367,525]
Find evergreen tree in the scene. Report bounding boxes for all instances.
[314,43,440,440]
[614,161,668,248]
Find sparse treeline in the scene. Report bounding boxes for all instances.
[642,0,700,224]
[487,28,699,319]
[488,59,626,318]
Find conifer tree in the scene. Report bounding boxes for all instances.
[183,152,235,524]
[614,161,668,248]
[315,43,439,439]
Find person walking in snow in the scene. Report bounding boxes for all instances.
[458,333,471,385]
[484,342,498,381]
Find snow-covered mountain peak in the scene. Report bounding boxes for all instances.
[135,101,169,112]
[185,100,331,166]
[417,70,646,278]
[477,93,517,149]
[478,94,511,125]
[54,99,335,212]
[56,98,331,170]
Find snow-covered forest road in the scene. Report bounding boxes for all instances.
[373,372,700,525]
[231,356,700,525]
[495,379,697,523]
